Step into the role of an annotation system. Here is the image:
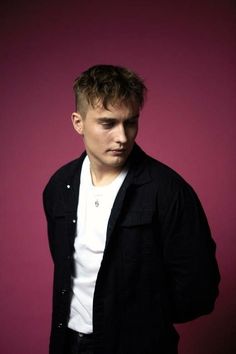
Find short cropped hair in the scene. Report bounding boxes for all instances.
[73,64,147,115]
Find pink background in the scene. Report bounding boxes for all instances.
[1,1,235,353]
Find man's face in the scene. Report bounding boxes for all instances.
[72,103,139,173]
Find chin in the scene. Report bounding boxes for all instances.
[112,158,127,168]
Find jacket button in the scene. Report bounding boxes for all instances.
[57,323,63,328]
[66,184,71,189]
[61,289,67,295]
[72,219,76,223]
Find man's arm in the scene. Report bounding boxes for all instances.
[43,182,56,263]
[160,183,220,323]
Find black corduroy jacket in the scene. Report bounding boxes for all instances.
[43,144,220,354]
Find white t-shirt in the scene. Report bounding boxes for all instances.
[68,156,128,333]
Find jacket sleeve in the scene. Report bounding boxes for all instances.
[160,182,220,323]
[43,182,56,263]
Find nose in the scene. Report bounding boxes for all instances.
[115,124,127,144]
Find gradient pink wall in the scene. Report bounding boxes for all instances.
[1,1,235,353]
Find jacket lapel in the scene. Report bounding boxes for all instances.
[62,152,86,246]
[105,144,151,248]
[60,145,151,250]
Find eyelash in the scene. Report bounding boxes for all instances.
[100,120,138,129]
[101,122,115,129]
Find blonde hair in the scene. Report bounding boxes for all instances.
[73,64,147,115]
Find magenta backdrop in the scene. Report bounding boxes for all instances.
[1,1,235,353]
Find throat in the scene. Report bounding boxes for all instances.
[90,167,123,186]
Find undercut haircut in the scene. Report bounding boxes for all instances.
[73,64,147,116]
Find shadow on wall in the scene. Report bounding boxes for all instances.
[177,292,236,354]
[203,308,236,354]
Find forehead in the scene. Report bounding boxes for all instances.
[85,101,139,118]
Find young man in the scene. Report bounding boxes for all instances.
[43,65,220,354]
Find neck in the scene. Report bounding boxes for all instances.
[89,164,123,187]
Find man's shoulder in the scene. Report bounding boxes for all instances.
[148,155,186,184]
[50,156,83,181]
[135,146,197,203]
[135,145,188,187]
[43,152,86,194]
[139,152,201,216]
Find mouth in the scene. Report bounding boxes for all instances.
[109,149,127,155]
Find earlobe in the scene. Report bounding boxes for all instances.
[71,112,84,135]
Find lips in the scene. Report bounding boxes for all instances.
[109,149,127,155]
[111,149,125,152]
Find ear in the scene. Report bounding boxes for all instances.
[71,112,84,135]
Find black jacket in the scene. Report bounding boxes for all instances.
[43,144,220,354]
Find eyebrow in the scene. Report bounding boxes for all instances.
[96,115,139,122]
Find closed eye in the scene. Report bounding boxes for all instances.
[100,121,116,129]
[97,115,139,129]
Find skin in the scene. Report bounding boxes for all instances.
[71,102,139,186]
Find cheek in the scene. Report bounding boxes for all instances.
[91,129,111,146]
[106,130,116,140]
[85,127,101,140]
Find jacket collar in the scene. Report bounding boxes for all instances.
[63,144,151,216]
[126,143,152,186]
[104,144,152,248]
[61,144,152,249]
